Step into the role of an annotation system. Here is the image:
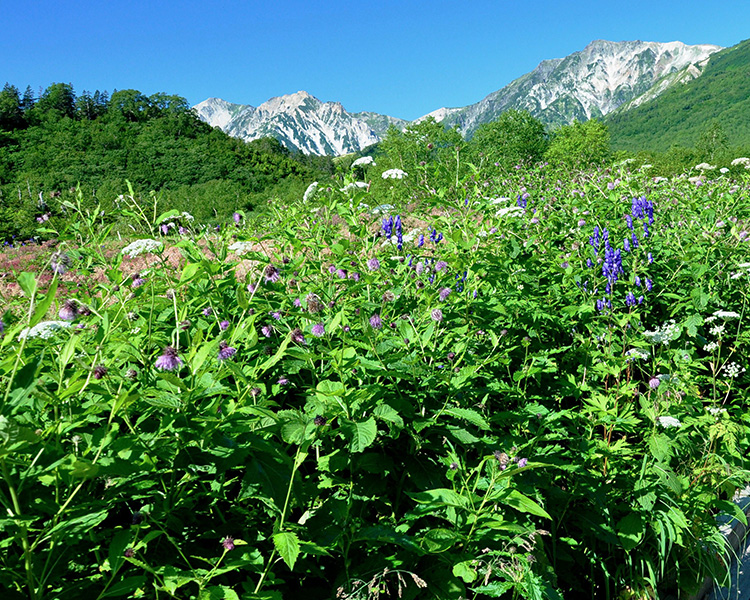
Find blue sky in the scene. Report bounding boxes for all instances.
[2,0,748,120]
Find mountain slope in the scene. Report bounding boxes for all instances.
[430,40,722,136]
[607,38,750,152]
[194,92,399,155]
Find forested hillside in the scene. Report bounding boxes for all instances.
[0,83,333,240]
[608,38,750,152]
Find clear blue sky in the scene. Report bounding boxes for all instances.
[2,0,748,121]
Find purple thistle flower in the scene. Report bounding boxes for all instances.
[202,307,213,317]
[247,283,256,294]
[233,212,242,224]
[218,341,237,361]
[131,274,146,289]
[431,308,443,322]
[59,299,78,321]
[277,377,289,386]
[219,320,230,331]
[577,219,586,228]
[328,265,336,274]
[161,224,169,235]
[649,377,660,389]
[155,346,183,371]
[367,258,380,271]
[311,323,325,337]
[435,260,448,272]
[607,181,615,190]
[336,269,347,279]
[263,264,280,283]
[349,272,360,282]
[50,252,71,275]
[517,457,528,468]
[93,365,108,379]
[439,287,451,301]
[290,328,306,345]
[271,311,282,320]
[261,324,272,337]
[221,536,235,551]
[369,314,383,330]
[293,298,302,307]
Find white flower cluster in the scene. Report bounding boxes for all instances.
[707,406,727,416]
[351,156,375,168]
[181,211,194,222]
[731,157,750,168]
[228,241,255,256]
[18,320,71,340]
[713,310,740,319]
[732,263,750,280]
[643,320,680,345]
[722,362,746,379]
[625,348,650,361]
[709,324,726,337]
[495,206,525,218]
[694,163,716,171]
[704,341,719,352]
[658,416,682,429]
[303,181,318,203]
[381,168,408,180]
[121,239,163,257]
[340,182,369,193]
[720,167,730,174]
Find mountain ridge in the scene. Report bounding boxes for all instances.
[194,39,723,155]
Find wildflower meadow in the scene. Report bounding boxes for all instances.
[1,153,749,600]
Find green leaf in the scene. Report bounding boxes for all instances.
[179,262,200,284]
[101,576,146,597]
[503,490,551,519]
[16,272,37,298]
[342,417,377,453]
[273,531,300,570]
[453,560,478,583]
[617,513,645,550]
[408,488,469,509]
[443,407,489,430]
[30,277,58,327]
[372,404,404,429]
[420,528,461,553]
[108,529,132,573]
[198,586,240,600]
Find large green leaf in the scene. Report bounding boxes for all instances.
[273,531,300,570]
[341,417,377,453]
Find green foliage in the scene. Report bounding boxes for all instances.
[608,38,750,152]
[545,119,611,167]
[468,109,548,169]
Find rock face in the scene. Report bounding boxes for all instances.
[430,40,722,136]
[194,40,723,154]
[193,92,392,156]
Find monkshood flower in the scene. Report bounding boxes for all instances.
[0,319,4,337]
[382,216,394,239]
[18,320,71,340]
[382,168,407,179]
[154,346,183,371]
[429,228,443,244]
[121,239,163,258]
[395,215,403,251]
[218,341,237,361]
[417,234,425,248]
[352,156,375,168]
[303,181,318,203]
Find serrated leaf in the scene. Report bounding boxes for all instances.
[342,417,377,453]
[372,404,404,428]
[443,407,489,430]
[273,531,300,570]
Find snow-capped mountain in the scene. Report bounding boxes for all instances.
[430,40,722,135]
[193,92,391,156]
[194,40,723,155]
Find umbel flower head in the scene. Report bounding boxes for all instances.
[121,239,163,258]
[155,346,183,371]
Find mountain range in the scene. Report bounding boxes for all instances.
[193,39,725,156]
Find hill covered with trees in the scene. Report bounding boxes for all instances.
[0,83,333,240]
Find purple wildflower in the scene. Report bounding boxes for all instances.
[202,307,213,317]
[336,269,347,279]
[647,252,653,264]
[263,264,280,283]
[261,325,272,337]
[221,536,235,551]
[277,377,289,386]
[369,314,383,330]
[0,319,4,337]
[293,298,302,307]
[218,341,237,361]
[439,287,451,301]
[160,224,168,235]
[124,548,135,558]
[233,212,242,224]
[311,323,325,337]
[59,299,78,321]
[417,234,425,248]
[645,278,653,292]
[435,260,448,272]
[131,274,146,289]
[649,377,660,389]
[349,272,360,282]
[290,328,306,345]
[219,320,230,331]
[367,258,380,271]
[431,308,443,322]
[155,347,183,371]
[577,219,586,228]
[517,457,528,468]
[625,292,637,307]
[93,365,108,380]
[271,311,282,320]
[50,252,71,275]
